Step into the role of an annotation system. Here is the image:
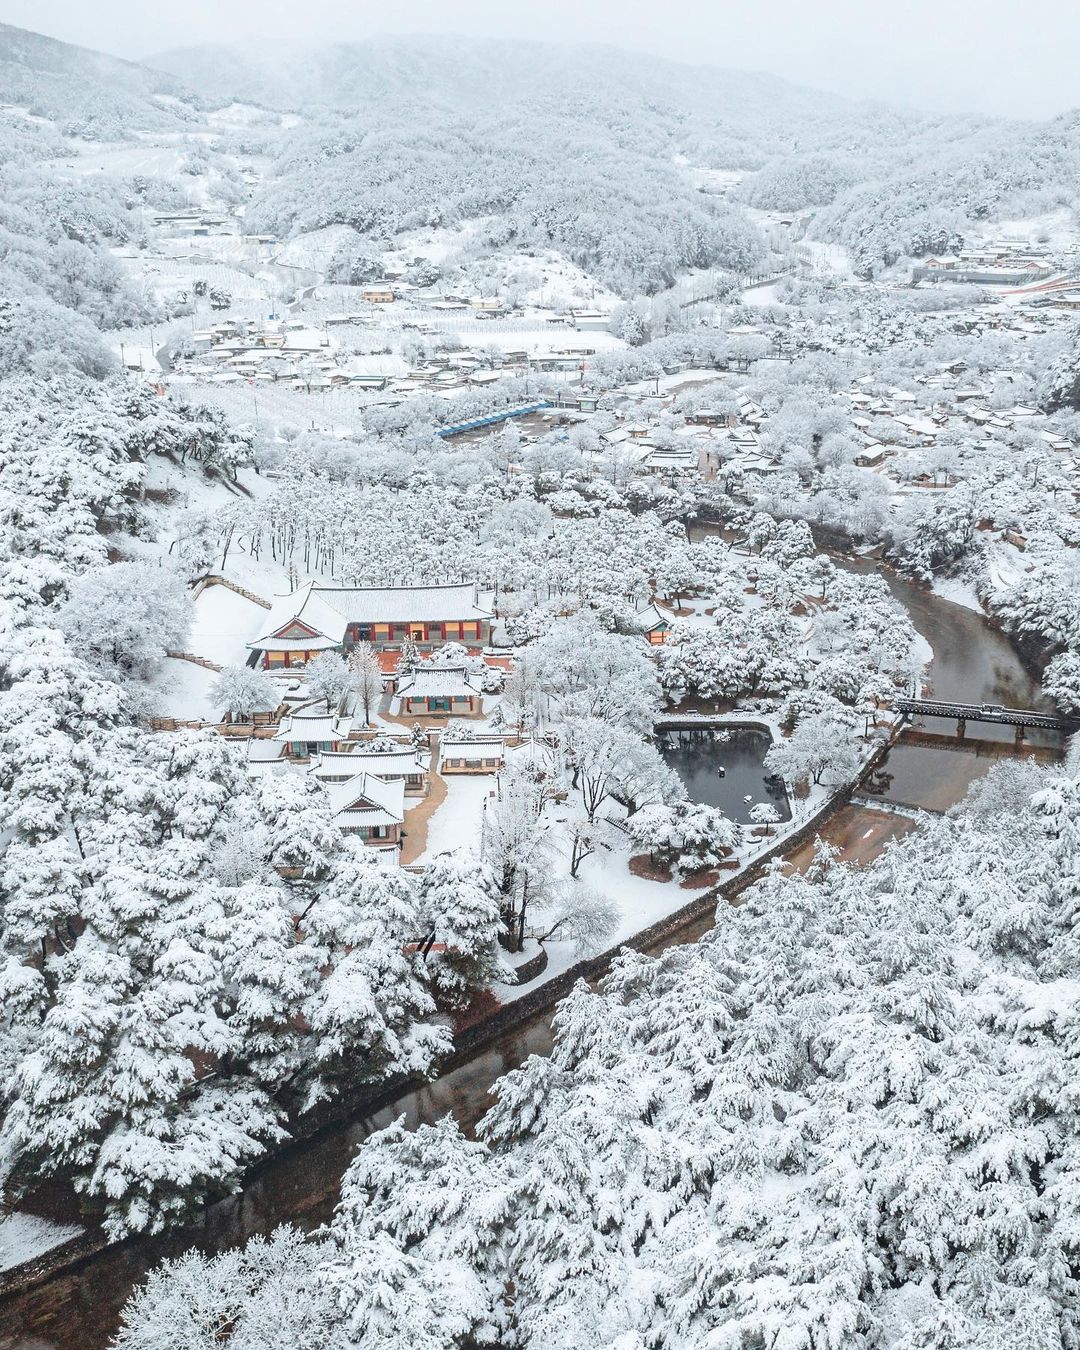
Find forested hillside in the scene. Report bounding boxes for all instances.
[0,22,199,137]
[149,34,1080,286]
[150,35,880,159]
[813,109,1080,275]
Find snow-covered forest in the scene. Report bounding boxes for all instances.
[115,756,1080,1348]
[4,11,1080,1348]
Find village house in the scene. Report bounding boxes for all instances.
[248,582,494,668]
[854,444,888,468]
[571,309,611,332]
[687,408,739,428]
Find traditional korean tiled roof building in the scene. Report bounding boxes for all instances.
[439,736,506,774]
[395,665,484,717]
[311,745,431,795]
[272,707,353,757]
[325,773,406,854]
[248,581,493,668]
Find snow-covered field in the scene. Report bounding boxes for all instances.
[46,141,197,179]
[418,776,492,862]
[144,657,220,722]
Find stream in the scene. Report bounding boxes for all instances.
[0,560,1062,1349]
[838,557,1062,810]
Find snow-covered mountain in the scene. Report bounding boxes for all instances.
[149,34,874,149]
[0,21,201,136]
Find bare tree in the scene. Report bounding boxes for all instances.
[536,882,619,956]
[567,818,601,878]
[349,642,383,726]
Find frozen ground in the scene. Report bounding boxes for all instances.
[46,140,196,180]
[990,209,1079,251]
[144,658,220,722]
[797,240,854,278]
[931,576,985,614]
[417,776,493,862]
[621,367,730,396]
[742,283,781,308]
[276,226,360,271]
[420,312,626,353]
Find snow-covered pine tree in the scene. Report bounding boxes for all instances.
[416,851,505,1004]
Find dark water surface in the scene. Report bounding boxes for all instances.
[838,558,1064,805]
[659,727,791,823]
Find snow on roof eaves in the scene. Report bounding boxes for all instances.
[635,602,667,628]
[397,667,483,698]
[326,772,405,823]
[314,748,428,776]
[272,711,350,742]
[315,581,493,625]
[249,582,349,650]
[441,738,505,759]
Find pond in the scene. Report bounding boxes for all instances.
[658,725,791,824]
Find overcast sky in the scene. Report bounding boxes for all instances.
[5,0,1078,120]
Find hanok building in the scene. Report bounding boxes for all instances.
[636,601,672,646]
[248,582,494,669]
[326,773,406,854]
[396,664,484,717]
[311,745,431,795]
[272,708,353,759]
[439,736,506,774]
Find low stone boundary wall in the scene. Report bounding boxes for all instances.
[193,575,272,609]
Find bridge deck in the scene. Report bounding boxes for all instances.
[894,698,1068,731]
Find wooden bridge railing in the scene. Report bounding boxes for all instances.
[894,698,1071,732]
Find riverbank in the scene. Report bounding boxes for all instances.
[808,523,1057,695]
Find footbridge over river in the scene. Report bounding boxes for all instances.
[893,697,1076,742]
